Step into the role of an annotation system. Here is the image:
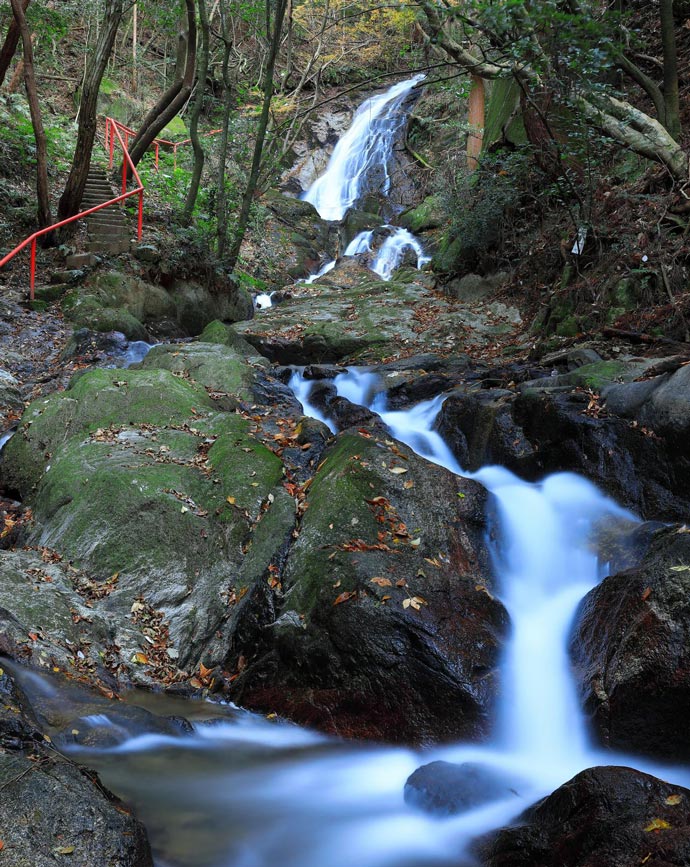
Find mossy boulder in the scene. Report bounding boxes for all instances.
[229,429,508,744]
[61,290,149,341]
[0,363,294,673]
[399,195,445,233]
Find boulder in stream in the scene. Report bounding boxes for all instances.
[570,527,690,761]
[480,766,690,867]
[228,428,508,744]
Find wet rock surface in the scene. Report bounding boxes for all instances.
[405,760,524,816]
[480,766,690,867]
[570,528,690,761]
[227,430,508,744]
[0,666,153,867]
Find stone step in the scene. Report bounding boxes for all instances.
[85,238,130,255]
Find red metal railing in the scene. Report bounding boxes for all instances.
[0,117,222,300]
[105,118,222,170]
[0,118,144,301]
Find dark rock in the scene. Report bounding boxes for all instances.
[0,749,153,866]
[570,528,690,760]
[229,430,507,745]
[436,379,690,521]
[405,761,524,816]
[60,327,128,361]
[480,766,690,867]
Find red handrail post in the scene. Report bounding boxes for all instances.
[29,238,36,301]
[137,190,143,240]
[109,123,115,169]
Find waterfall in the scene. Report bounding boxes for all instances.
[302,75,426,222]
[299,75,430,284]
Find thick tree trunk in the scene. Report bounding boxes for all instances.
[182,0,209,223]
[57,0,124,223]
[579,92,688,180]
[9,0,51,230]
[466,75,485,170]
[0,0,29,88]
[660,0,681,139]
[226,0,288,271]
[126,0,196,171]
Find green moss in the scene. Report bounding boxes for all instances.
[162,115,187,140]
[206,415,284,521]
[555,315,580,338]
[567,359,652,391]
[2,368,214,494]
[61,290,149,341]
[141,342,257,400]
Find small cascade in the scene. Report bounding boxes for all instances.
[370,227,431,280]
[255,292,274,309]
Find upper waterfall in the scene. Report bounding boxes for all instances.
[302,74,426,221]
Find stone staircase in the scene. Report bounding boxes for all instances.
[80,164,132,256]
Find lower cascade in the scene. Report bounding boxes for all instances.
[16,369,685,867]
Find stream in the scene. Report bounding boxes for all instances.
[7,76,690,866]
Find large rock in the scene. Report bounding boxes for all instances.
[0,668,153,867]
[570,528,690,760]
[228,429,508,744]
[0,354,296,679]
[62,270,254,340]
[235,277,522,365]
[240,191,338,284]
[435,356,690,521]
[480,766,690,867]
[405,760,524,816]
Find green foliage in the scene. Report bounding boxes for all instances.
[439,147,536,264]
[0,95,73,174]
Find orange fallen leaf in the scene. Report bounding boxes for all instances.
[641,586,652,601]
[333,590,357,606]
[370,576,392,587]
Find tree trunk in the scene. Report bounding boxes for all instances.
[216,15,232,258]
[126,0,196,171]
[466,75,485,170]
[181,0,209,223]
[9,0,51,230]
[0,0,29,88]
[660,0,681,139]
[226,0,288,271]
[57,0,124,223]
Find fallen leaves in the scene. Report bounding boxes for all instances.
[402,595,427,611]
[644,818,671,832]
[333,590,357,606]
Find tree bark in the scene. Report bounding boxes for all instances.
[126,0,196,171]
[226,0,288,271]
[0,0,29,88]
[57,0,125,223]
[660,0,681,139]
[415,0,689,181]
[466,75,485,170]
[216,10,232,258]
[9,0,51,230]
[181,0,209,223]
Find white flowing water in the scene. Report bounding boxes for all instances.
[302,75,426,222]
[255,292,274,309]
[49,367,690,867]
[19,75,685,867]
